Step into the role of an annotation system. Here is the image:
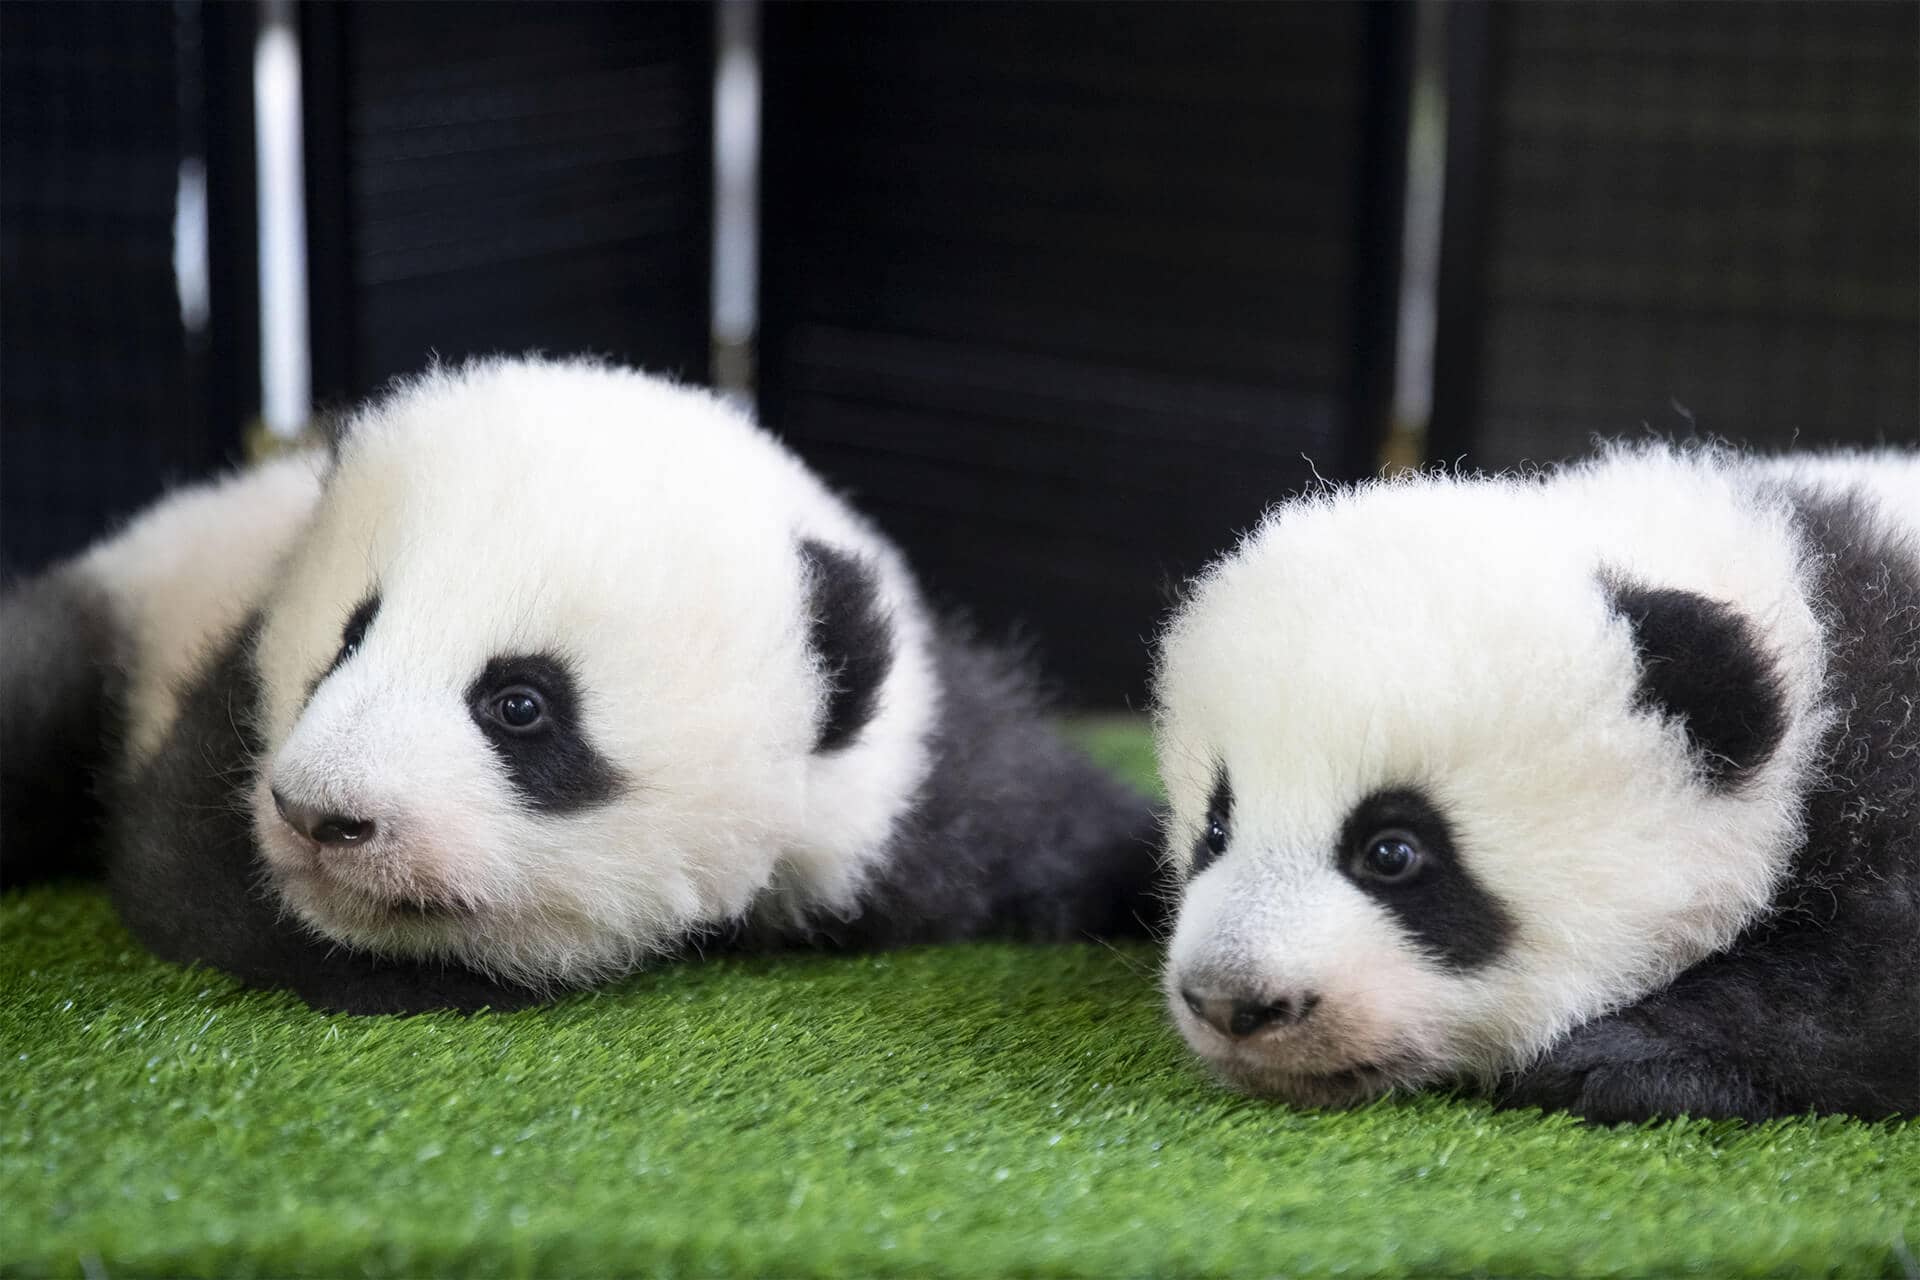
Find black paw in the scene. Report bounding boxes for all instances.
[1498,1020,1778,1123]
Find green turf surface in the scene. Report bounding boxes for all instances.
[5,728,1915,1277]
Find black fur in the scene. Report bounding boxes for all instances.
[326,593,380,678]
[103,619,545,1015]
[1506,488,1920,1120]
[0,570,126,887]
[1337,787,1513,971]
[761,629,1168,950]
[466,653,625,814]
[799,539,894,753]
[1605,577,1788,788]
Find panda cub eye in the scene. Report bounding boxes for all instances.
[1354,829,1426,884]
[485,686,548,733]
[466,653,623,814]
[328,594,381,674]
[1191,768,1234,875]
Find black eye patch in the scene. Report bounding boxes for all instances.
[1336,786,1513,970]
[305,593,382,705]
[327,594,381,677]
[1190,767,1233,876]
[466,653,625,814]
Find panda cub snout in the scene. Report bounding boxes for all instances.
[1176,985,1319,1041]
[258,574,633,941]
[269,788,377,850]
[1164,765,1509,1106]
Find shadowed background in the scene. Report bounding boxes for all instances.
[3,1,1916,704]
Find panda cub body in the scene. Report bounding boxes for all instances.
[1154,444,1918,1121]
[2,357,1160,1013]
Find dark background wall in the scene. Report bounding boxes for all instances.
[758,2,1409,704]
[1433,1,1919,463]
[3,0,1915,706]
[0,2,256,575]
[302,0,713,407]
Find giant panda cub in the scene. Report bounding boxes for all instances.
[1,357,1161,1013]
[1153,444,1918,1121]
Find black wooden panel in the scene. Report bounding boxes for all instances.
[760,3,1408,706]
[0,2,244,575]
[1434,1,1920,465]
[304,0,714,403]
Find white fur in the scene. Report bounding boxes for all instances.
[1151,443,1917,1104]
[76,452,326,762]
[243,358,939,986]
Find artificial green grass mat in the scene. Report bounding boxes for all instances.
[3,729,1914,1277]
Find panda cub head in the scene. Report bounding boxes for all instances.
[249,357,935,987]
[1153,456,1827,1106]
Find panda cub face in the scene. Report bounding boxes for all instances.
[247,359,933,987]
[1154,464,1821,1106]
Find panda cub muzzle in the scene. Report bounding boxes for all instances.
[1165,769,1509,1106]
[256,579,638,941]
[1171,774,1330,1049]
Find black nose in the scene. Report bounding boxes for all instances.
[1180,987,1320,1039]
[272,787,377,847]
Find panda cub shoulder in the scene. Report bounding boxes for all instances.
[1153,443,1918,1120]
[3,357,1160,1012]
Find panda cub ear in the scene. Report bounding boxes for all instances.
[1602,573,1788,788]
[799,539,894,753]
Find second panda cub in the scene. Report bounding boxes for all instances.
[4,357,1161,1012]
[1153,445,1918,1121]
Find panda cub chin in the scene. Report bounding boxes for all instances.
[1153,444,1919,1121]
[2,356,1161,1013]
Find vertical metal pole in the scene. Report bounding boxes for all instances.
[254,0,310,438]
[711,0,761,407]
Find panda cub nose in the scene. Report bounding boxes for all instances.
[1181,986,1320,1039]
[272,787,377,847]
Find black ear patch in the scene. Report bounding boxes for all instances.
[1605,576,1788,788]
[799,539,894,753]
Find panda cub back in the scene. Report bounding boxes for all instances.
[1153,444,1918,1119]
[8,357,1161,1013]
[0,453,326,886]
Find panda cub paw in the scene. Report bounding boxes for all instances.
[1499,1017,1778,1123]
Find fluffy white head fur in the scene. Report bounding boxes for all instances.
[1154,445,1836,1105]
[247,358,938,987]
